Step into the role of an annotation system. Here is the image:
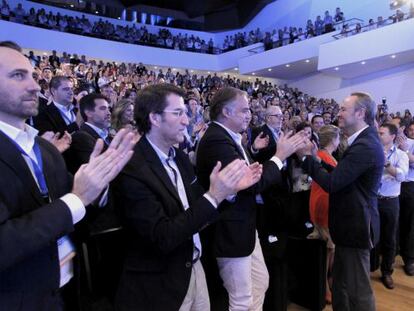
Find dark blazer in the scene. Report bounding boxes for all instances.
[196,122,283,258]
[250,124,277,164]
[301,126,384,249]
[113,137,219,311]
[33,102,79,136]
[66,123,109,174]
[250,124,290,259]
[0,131,75,308]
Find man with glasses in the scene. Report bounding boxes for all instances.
[251,104,291,310]
[251,105,284,164]
[113,84,262,311]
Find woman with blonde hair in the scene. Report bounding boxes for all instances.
[111,99,140,143]
[308,124,340,304]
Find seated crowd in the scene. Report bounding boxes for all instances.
[3,0,414,56]
[1,39,414,311]
[1,0,217,54]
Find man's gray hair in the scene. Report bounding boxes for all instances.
[351,92,376,126]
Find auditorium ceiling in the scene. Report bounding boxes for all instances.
[113,0,275,31]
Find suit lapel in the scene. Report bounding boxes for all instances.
[81,124,101,141]
[210,122,247,161]
[0,132,45,205]
[139,137,182,204]
[47,103,68,132]
[174,154,194,204]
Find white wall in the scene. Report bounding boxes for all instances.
[289,63,414,113]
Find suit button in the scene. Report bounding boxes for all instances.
[185,262,191,268]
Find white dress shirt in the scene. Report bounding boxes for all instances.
[378,145,409,197]
[54,101,76,125]
[0,120,85,287]
[347,125,369,146]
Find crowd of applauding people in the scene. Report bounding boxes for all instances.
[0,39,414,311]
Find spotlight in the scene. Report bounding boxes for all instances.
[391,54,396,59]
[334,67,339,71]
[305,59,310,63]
[361,61,366,65]
[252,73,256,75]
[285,64,290,68]
[268,68,272,71]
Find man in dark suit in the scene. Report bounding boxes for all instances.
[196,87,306,311]
[67,93,112,174]
[67,92,123,306]
[250,105,283,163]
[113,84,261,311]
[251,105,290,311]
[33,76,79,136]
[0,41,134,310]
[298,92,384,311]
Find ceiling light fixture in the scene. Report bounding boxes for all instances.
[268,68,272,71]
[335,67,339,71]
[285,64,290,67]
[305,59,310,63]
[361,61,366,65]
[391,54,396,59]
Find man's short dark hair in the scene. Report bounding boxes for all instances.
[209,87,247,121]
[381,123,398,137]
[49,76,71,92]
[0,41,22,52]
[311,114,323,124]
[350,92,376,126]
[79,93,108,122]
[134,84,185,135]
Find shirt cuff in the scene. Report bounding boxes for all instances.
[60,193,86,224]
[203,193,218,208]
[270,156,284,170]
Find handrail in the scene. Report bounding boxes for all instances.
[332,12,412,39]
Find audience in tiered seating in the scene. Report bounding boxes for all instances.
[1,1,414,306]
[3,1,414,56]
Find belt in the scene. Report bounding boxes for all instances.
[378,195,398,200]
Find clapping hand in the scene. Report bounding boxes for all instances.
[72,129,135,206]
[275,130,307,161]
[208,159,263,204]
[253,132,269,150]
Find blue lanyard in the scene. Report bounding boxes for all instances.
[387,146,396,161]
[9,137,49,197]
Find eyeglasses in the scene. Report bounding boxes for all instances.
[162,109,188,117]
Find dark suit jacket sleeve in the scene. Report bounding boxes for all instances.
[69,132,96,170]
[302,140,379,194]
[0,199,74,272]
[115,174,219,255]
[199,133,282,194]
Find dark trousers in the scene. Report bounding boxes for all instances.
[378,197,399,275]
[399,181,414,265]
[332,247,375,311]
